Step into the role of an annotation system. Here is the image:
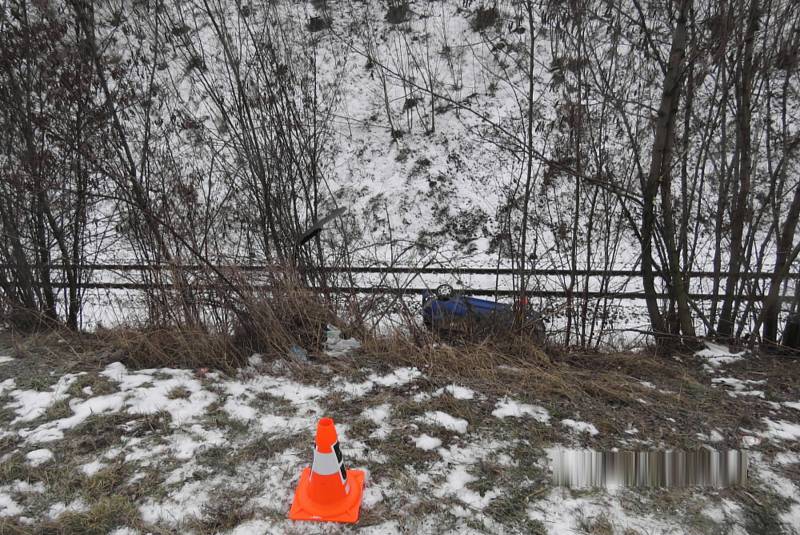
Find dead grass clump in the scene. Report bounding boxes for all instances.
[101,327,241,372]
[2,328,109,369]
[83,463,134,501]
[45,495,139,535]
[189,489,255,533]
[358,333,555,397]
[230,275,337,360]
[357,330,755,448]
[66,374,118,398]
[64,412,154,455]
[0,300,60,333]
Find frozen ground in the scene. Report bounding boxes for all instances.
[0,338,799,534]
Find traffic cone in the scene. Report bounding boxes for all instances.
[288,417,365,523]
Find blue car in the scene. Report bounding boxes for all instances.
[422,284,546,341]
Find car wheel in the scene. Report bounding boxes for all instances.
[435,284,454,300]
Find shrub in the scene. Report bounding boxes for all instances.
[307,15,332,33]
[472,6,499,32]
[386,1,410,24]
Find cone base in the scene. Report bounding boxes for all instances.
[288,467,365,524]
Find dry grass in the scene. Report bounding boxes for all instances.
[188,489,255,533]
[99,327,241,372]
[346,332,754,449]
[229,274,336,359]
[90,268,339,372]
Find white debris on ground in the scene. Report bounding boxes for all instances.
[0,353,798,535]
[0,355,14,364]
[325,325,361,358]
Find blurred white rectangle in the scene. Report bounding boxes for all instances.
[548,447,748,488]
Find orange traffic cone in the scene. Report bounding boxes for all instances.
[288,417,365,523]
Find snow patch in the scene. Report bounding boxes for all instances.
[81,460,108,476]
[419,411,468,434]
[413,434,442,451]
[561,419,599,436]
[0,378,15,396]
[696,342,746,370]
[228,520,274,534]
[362,403,392,439]
[711,377,766,398]
[437,384,475,400]
[139,479,210,525]
[108,529,140,535]
[8,374,78,423]
[492,398,550,423]
[362,403,391,425]
[25,448,53,466]
[760,418,800,441]
[337,367,422,397]
[434,465,498,510]
[0,492,22,517]
[47,498,89,520]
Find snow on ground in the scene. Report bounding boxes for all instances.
[696,341,748,371]
[528,488,688,535]
[561,419,600,436]
[712,377,767,398]
[437,384,475,400]
[492,398,551,423]
[335,367,422,397]
[413,434,443,451]
[1,348,799,534]
[418,411,469,434]
[24,448,53,467]
[760,419,800,441]
[8,374,78,423]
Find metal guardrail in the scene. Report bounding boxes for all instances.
[1,264,795,301]
[0,264,794,279]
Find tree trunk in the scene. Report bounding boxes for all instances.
[641,0,693,341]
[717,0,760,339]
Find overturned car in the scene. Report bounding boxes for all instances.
[422,284,546,342]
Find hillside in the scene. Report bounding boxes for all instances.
[1,333,799,533]
[2,0,799,343]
